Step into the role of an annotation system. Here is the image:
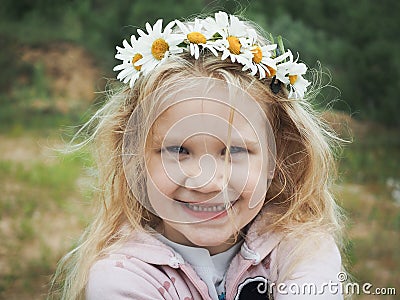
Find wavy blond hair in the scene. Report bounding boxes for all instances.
[49,22,344,300]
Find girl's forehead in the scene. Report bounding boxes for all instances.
[153,82,266,124]
[161,99,238,120]
[145,78,271,145]
[154,98,264,130]
[150,98,267,147]
[154,78,264,117]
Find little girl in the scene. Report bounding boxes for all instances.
[51,11,345,300]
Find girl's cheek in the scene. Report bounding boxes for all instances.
[230,156,263,183]
[228,157,268,203]
[147,158,183,195]
[160,158,188,187]
[227,162,251,197]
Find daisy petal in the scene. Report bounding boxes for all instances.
[137,28,147,37]
[145,22,153,34]
[164,20,176,33]
[153,19,163,35]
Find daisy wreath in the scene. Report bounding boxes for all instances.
[114,11,311,99]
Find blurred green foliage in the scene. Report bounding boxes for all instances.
[0,0,399,127]
[340,130,400,184]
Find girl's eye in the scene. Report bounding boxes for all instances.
[221,146,248,155]
[164,146,189,155]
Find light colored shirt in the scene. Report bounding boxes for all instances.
[157,234,242,300]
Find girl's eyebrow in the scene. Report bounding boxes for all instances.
[151,135,166,145]
[229,139,260,149]
[241,140,259,146]
[229,133,260,146]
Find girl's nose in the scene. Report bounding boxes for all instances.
[183,154,225,193]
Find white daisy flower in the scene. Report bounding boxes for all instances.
[276,50,311,99]
[203,11,230,37]
[113,35,143,87]
[112,11,313,98]
[242,43,278,79]
[175,19,218,59]
[204,12,255,66]
[134,19,185,75]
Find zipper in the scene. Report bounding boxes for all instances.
[180,264,213,300]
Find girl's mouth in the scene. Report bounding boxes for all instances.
[175,199,238,219]
[185,202,229,212]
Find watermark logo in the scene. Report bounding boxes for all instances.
[236,272,397,297]
[335,272,396,296]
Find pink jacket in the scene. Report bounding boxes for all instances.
[87,214,343,299]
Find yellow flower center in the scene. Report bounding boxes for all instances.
[267,66,276,77]
[252,45,263,63]
[132,53,143,71]
[289,75,298,85]
[227,36,241,54]
[187,32,207,44]
[151,38,169,60]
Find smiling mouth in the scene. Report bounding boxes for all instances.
[176,199,237,212]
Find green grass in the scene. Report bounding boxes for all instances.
[0,144,94,299]
[0,152,92,214]
[338,126,400,184]
[337,179,400,299]
[337,125,400,298]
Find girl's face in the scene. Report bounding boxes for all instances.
[144,80,275,254]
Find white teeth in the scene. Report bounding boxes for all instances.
[186,203,227,212]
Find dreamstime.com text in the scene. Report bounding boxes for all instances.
[256,272,397,296]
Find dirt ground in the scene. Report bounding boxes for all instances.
[20,42,103,113]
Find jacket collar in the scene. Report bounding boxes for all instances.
[240,207,283,263]
[116,228,186,267]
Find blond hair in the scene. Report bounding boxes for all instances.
[49,27,344,300]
